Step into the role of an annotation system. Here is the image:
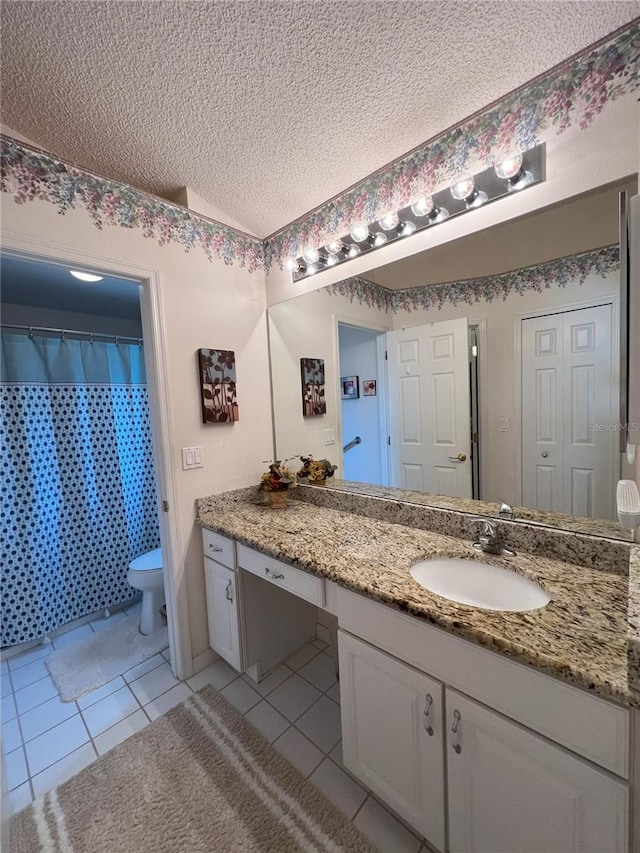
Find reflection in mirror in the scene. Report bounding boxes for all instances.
[269,179,637,540]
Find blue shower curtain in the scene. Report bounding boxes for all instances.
[1,332,160,646]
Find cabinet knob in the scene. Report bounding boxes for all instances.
[423,693,434,736]
[264,567,285,580]
[450,709,462,754]
[541,452,549,458]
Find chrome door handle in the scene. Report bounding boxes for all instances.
[208,544,223,552]
[265,568,285,580]
[541,452,549,458]
[448,453,467,462]
[450,709,462,754]
[423,693,434,736]
[225,579,233,603]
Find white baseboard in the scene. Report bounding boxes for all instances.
[191,647,219,676]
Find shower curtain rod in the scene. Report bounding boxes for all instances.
[1,324,143,345]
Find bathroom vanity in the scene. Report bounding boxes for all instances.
[197,485,638,853]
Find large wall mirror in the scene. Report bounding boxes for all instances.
[268,177,637,540]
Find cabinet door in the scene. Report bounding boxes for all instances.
[338,630,445,850]
[204,557,242,672]
[446,688,628,853]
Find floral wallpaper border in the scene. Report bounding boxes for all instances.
[265,21,639,270]
[0,136,265,272]
[326,245,620,314]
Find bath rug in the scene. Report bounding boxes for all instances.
[45,613,168,701]
[10,685,376,853]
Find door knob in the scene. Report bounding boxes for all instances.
[448,453,467,462]
[541,452,549,458]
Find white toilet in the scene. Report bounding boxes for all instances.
[128,548,165,635]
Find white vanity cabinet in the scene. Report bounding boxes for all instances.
[446,688,628,853]
[202,529,243,671]
[339,631,446,849]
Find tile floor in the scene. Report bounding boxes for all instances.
[2,616,431,852]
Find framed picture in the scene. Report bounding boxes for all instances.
[197,348,239,423]
[300,357,326,416]
[363,379,377,396]
[341,375,359,399]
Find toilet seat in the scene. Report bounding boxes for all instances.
[129,548,163,572]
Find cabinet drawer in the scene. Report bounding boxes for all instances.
[237,543,325,607]
[202,528,235,569]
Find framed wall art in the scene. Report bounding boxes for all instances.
[197,348,239,423]
[341,375,359,399]
[300,357,326,416]
[363,379,377,396]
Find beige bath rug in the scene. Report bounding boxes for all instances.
[10,685,376,853]
[46,613,168,701]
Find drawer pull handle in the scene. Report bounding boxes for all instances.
[450,709,462,754]
[423,693,433,736]
[208,544,224,552]
[225,579,233,603]
[264,567,285,580]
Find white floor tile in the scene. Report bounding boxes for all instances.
[326,682,340,704]
[354,797,422,853]
[2,717,22,753]
[268,674,322,722]
[309,757,368,820]
[312,638,328,651]
[1,674,12,698]
[286,644,320,671]
[316,625,332,646]
[7,644,51,672]
[145,683,192,721]
[31,743,96,798]
[220,679,261,715]
[298,652,337,692]
[244,700,290,744]
[8,782,32,815]
[122,654,166,685]
[242,664,292,697]
[10,658,50,691]
[161,649,171,663]
[93,709,149,755]
[82,686,140,737]
[24,714,90,776]
[296,695,341,753]
[20,694,78,742]
[77,676,127,710]
[14,676,59,714]
[51,623,94,650]
[128,662,179,704]
[187,660,238,692]
[5,747,28,789]
[273,726,324,778]
[89,610,129,633]
[1,691,17,722]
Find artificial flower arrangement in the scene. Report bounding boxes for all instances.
[297,455,337,485]
[259,459,299,492]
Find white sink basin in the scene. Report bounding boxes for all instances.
[410,558,550,612]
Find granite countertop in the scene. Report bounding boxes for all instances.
[197,493,638,708]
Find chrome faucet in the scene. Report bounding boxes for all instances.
[472,519,516,556]
[498,501,515,520]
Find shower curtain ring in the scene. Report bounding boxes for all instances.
[138,338,142,347]
[28,327,33,339]
[89,334,94,344]
[115,336,119,347]
[61,330,66,341]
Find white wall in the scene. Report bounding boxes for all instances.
[338,324,384,486]
[1,196,273,669]
[269,288,390,472]
[1,302,143,337]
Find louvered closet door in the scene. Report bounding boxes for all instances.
[522,304,615,518]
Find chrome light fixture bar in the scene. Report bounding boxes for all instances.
[289,145,544,281]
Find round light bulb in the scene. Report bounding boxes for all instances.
[450,173,475,201]
[302,246,319,264]
[379,211,399,231]
[494,150,523,180]
[347,244,361,258]
[410,194,434,217]
[70,270,103,283]
[285,258,297,272]
[349,222,369,243]
[326,239,344,255]
[372,232,388,247]
[398,220,417,237]
[326,254,339,266]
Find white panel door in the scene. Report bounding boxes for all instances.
[522,304,615,518]
[204,557,242,671]
[387,318,471,497]
[339,631,446,850]
[446,689,628,853]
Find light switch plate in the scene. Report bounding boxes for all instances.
[324,429,336,445]
[181,446,204,470]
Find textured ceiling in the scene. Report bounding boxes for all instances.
[2,2,639,237]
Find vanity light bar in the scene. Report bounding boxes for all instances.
[289,145,544,282]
